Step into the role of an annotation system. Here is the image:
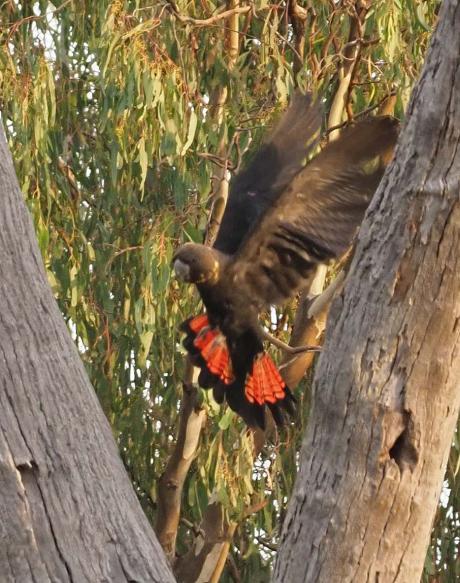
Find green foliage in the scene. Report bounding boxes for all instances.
[1,1,456,581]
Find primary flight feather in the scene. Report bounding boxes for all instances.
[173,93,399,429]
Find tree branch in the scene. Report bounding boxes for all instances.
[287,0,308,78]
[158,1,242,571]
[260,327,321,355]
[155,361,206,563]
[204,0,241,246]
[327,1,369,138]
[166,1,250,27]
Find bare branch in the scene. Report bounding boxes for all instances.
[205,0,241,245]
[166,1,250,27]
[6,0,72,41]
[260,327,322,355]
[155,361,206,563]
[326,90,398,136]
[209,522,237,583]
[287,0,308,78]
[328,1,369,138]
[158,1,242,571]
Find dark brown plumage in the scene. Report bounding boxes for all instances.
[173,93,399,429]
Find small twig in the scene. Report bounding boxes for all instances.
[166,1,251,27]
[340,35,380,54]
[243,499,268,518]
[7,0,72,42]
[133,4,169,20]
[197,151,236,170]
[256,536,278,552]
[180,517,205,538]
[274,29,304,65]
[104,245,143,271]
[326,90,398,135]
[278,352,305,371]
[260,327,321,354]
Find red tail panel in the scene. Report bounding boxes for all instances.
[182,314,295,427]
[192,319,234,384]
[188,313,210,333]
[245,353,287,406]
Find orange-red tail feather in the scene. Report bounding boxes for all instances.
[245,353,287,406]
[181,314,295,427]
[187,314,234,384]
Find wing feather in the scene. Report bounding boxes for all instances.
[225,116,399,308]
[213,92,322,254]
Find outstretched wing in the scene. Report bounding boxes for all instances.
[213,92,322,255]
[225,116,399,308]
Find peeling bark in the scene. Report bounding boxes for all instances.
[274,1,460,581]
[0,127,174,581]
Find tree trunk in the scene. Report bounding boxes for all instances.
[0,127,174,581]
[274,0,460,581]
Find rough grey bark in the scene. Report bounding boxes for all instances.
[0,126,175,581]
[274,0,460,581]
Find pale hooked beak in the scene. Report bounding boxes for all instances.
[173,258,191,282]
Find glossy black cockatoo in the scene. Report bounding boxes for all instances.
[173,93,398,429]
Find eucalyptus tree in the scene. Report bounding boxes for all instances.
[0,1,457,582]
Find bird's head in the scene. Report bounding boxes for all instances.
[173,243,220,285]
